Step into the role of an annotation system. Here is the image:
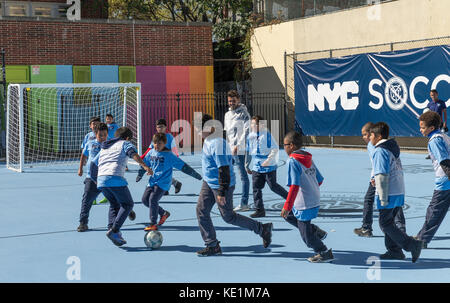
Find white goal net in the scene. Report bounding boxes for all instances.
[6,83,141,172]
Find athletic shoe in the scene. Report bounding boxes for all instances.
[128,210,136,221]
[97,197,109,204]
[413,236,428,249]
[354,227,373,237]
[106,230,127,246]
[77,223,89,232]
[164,191,169,196]
[250,209,266,218]
[158,211,171,226]
[197,242,222,256]
[144,224,158,231]
[233,204,250,212]
[261,223,273,248]
[379,250,405,260]
[307,249,334,263]
[426,155,431,159]
[409,239,423,263]
[174,182,182,194]
[315,226,328,241]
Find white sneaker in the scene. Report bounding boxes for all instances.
[233,205,250,212]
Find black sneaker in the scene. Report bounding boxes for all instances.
[128,210,136,221]
[174,182,182,194]
[197,242,222,256]
[77,223,89,232]
[409,239,423,263]
[379,250,405,260]
[261,223,273,248]
[307,249,334,263]
[426,155,431,159]
[315,227,328,241]
[250,209,266,218]
[354,227,373,237]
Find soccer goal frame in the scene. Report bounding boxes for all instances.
[6,83,142,172]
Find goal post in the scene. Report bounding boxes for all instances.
[6,83,141,172]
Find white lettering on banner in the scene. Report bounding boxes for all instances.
[307,75,449,112]
[67,0,81,21]
[308,81,359,111]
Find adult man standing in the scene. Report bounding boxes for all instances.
[224,90,251,212]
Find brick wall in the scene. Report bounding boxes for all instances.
[0,18,213,66]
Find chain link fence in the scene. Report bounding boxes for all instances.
[285,35,450,150]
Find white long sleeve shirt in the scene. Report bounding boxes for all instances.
[224,104,251,154]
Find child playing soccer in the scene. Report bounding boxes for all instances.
[81,117,101,150]
[141,133,202,231]
[91,127,152,246]
[195,114,273,256]
[369,122,422,262]
[280,131,333,263]
[77,122,108,232]
[354,122,406,237]
[415,111,450,248]
[105,114,120,140]
[136,119,182,194]
[245,115,288,218]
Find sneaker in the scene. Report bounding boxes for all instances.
[77,223,89,232]
[307,249,334,263]
[426,155,431,159]
[261,223,273,248]
[379,250,406,260]
[413,236,428,249]
[144,224,158,231]
[196,242,222,256]
[233,204,250,212]
[97,197,109,204]
[128,210,136,221]
[315,226,328,241]
[354,227,373,237]
[164,191,169,196]
[250,209,266,218]
[174,182,182,194]
[158,211,171,226]
[409,239,423,263]
[106,230,127,246]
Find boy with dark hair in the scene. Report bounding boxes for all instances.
[281,131,333,263]
[81,117,101,150]
[141,132,202,231]
[136,118,182,194]
[105,113,119,140]
[369,122,422,262]
[415,111,450,248]
[77,122,108,232]
[195,114,273,256]
[91,127,152,246]
[246,115,288,218]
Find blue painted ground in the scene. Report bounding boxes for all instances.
[1,148,450,283]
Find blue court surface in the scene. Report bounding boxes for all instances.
[1,147,450,283]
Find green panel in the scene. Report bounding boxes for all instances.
[73,66,91,105]
[30,65,57,83]
[119,66,136,83]
[6,65,30,83]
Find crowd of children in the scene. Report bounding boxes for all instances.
[74,106,450,264]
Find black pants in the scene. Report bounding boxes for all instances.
[379,206,412,253]
[417,189,450,243]
[284,211,327,253]
[79,178,102,224]
[252,170,288,211]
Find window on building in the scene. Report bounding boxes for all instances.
[6,2,29,17]
[3,1,69,18]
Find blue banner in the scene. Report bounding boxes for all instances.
[294,45,450,136]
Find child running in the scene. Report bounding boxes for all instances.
[246,115,288,218]
[91,127,152,246]
[141,133,202,231]
[415,111,450,248]
[280,131,333,263]
[369,122,422,262]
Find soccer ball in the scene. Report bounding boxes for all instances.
[144,231,163,249]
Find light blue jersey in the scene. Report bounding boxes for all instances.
[81,131,95,149]
[82,139,101,180]
[107,123,120,140]
[428,130,450,191]
[202,136,236,189]
[372,139,405,209]
[92,138,137,188]
[246,130,278,173]
[144,148,186,191]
